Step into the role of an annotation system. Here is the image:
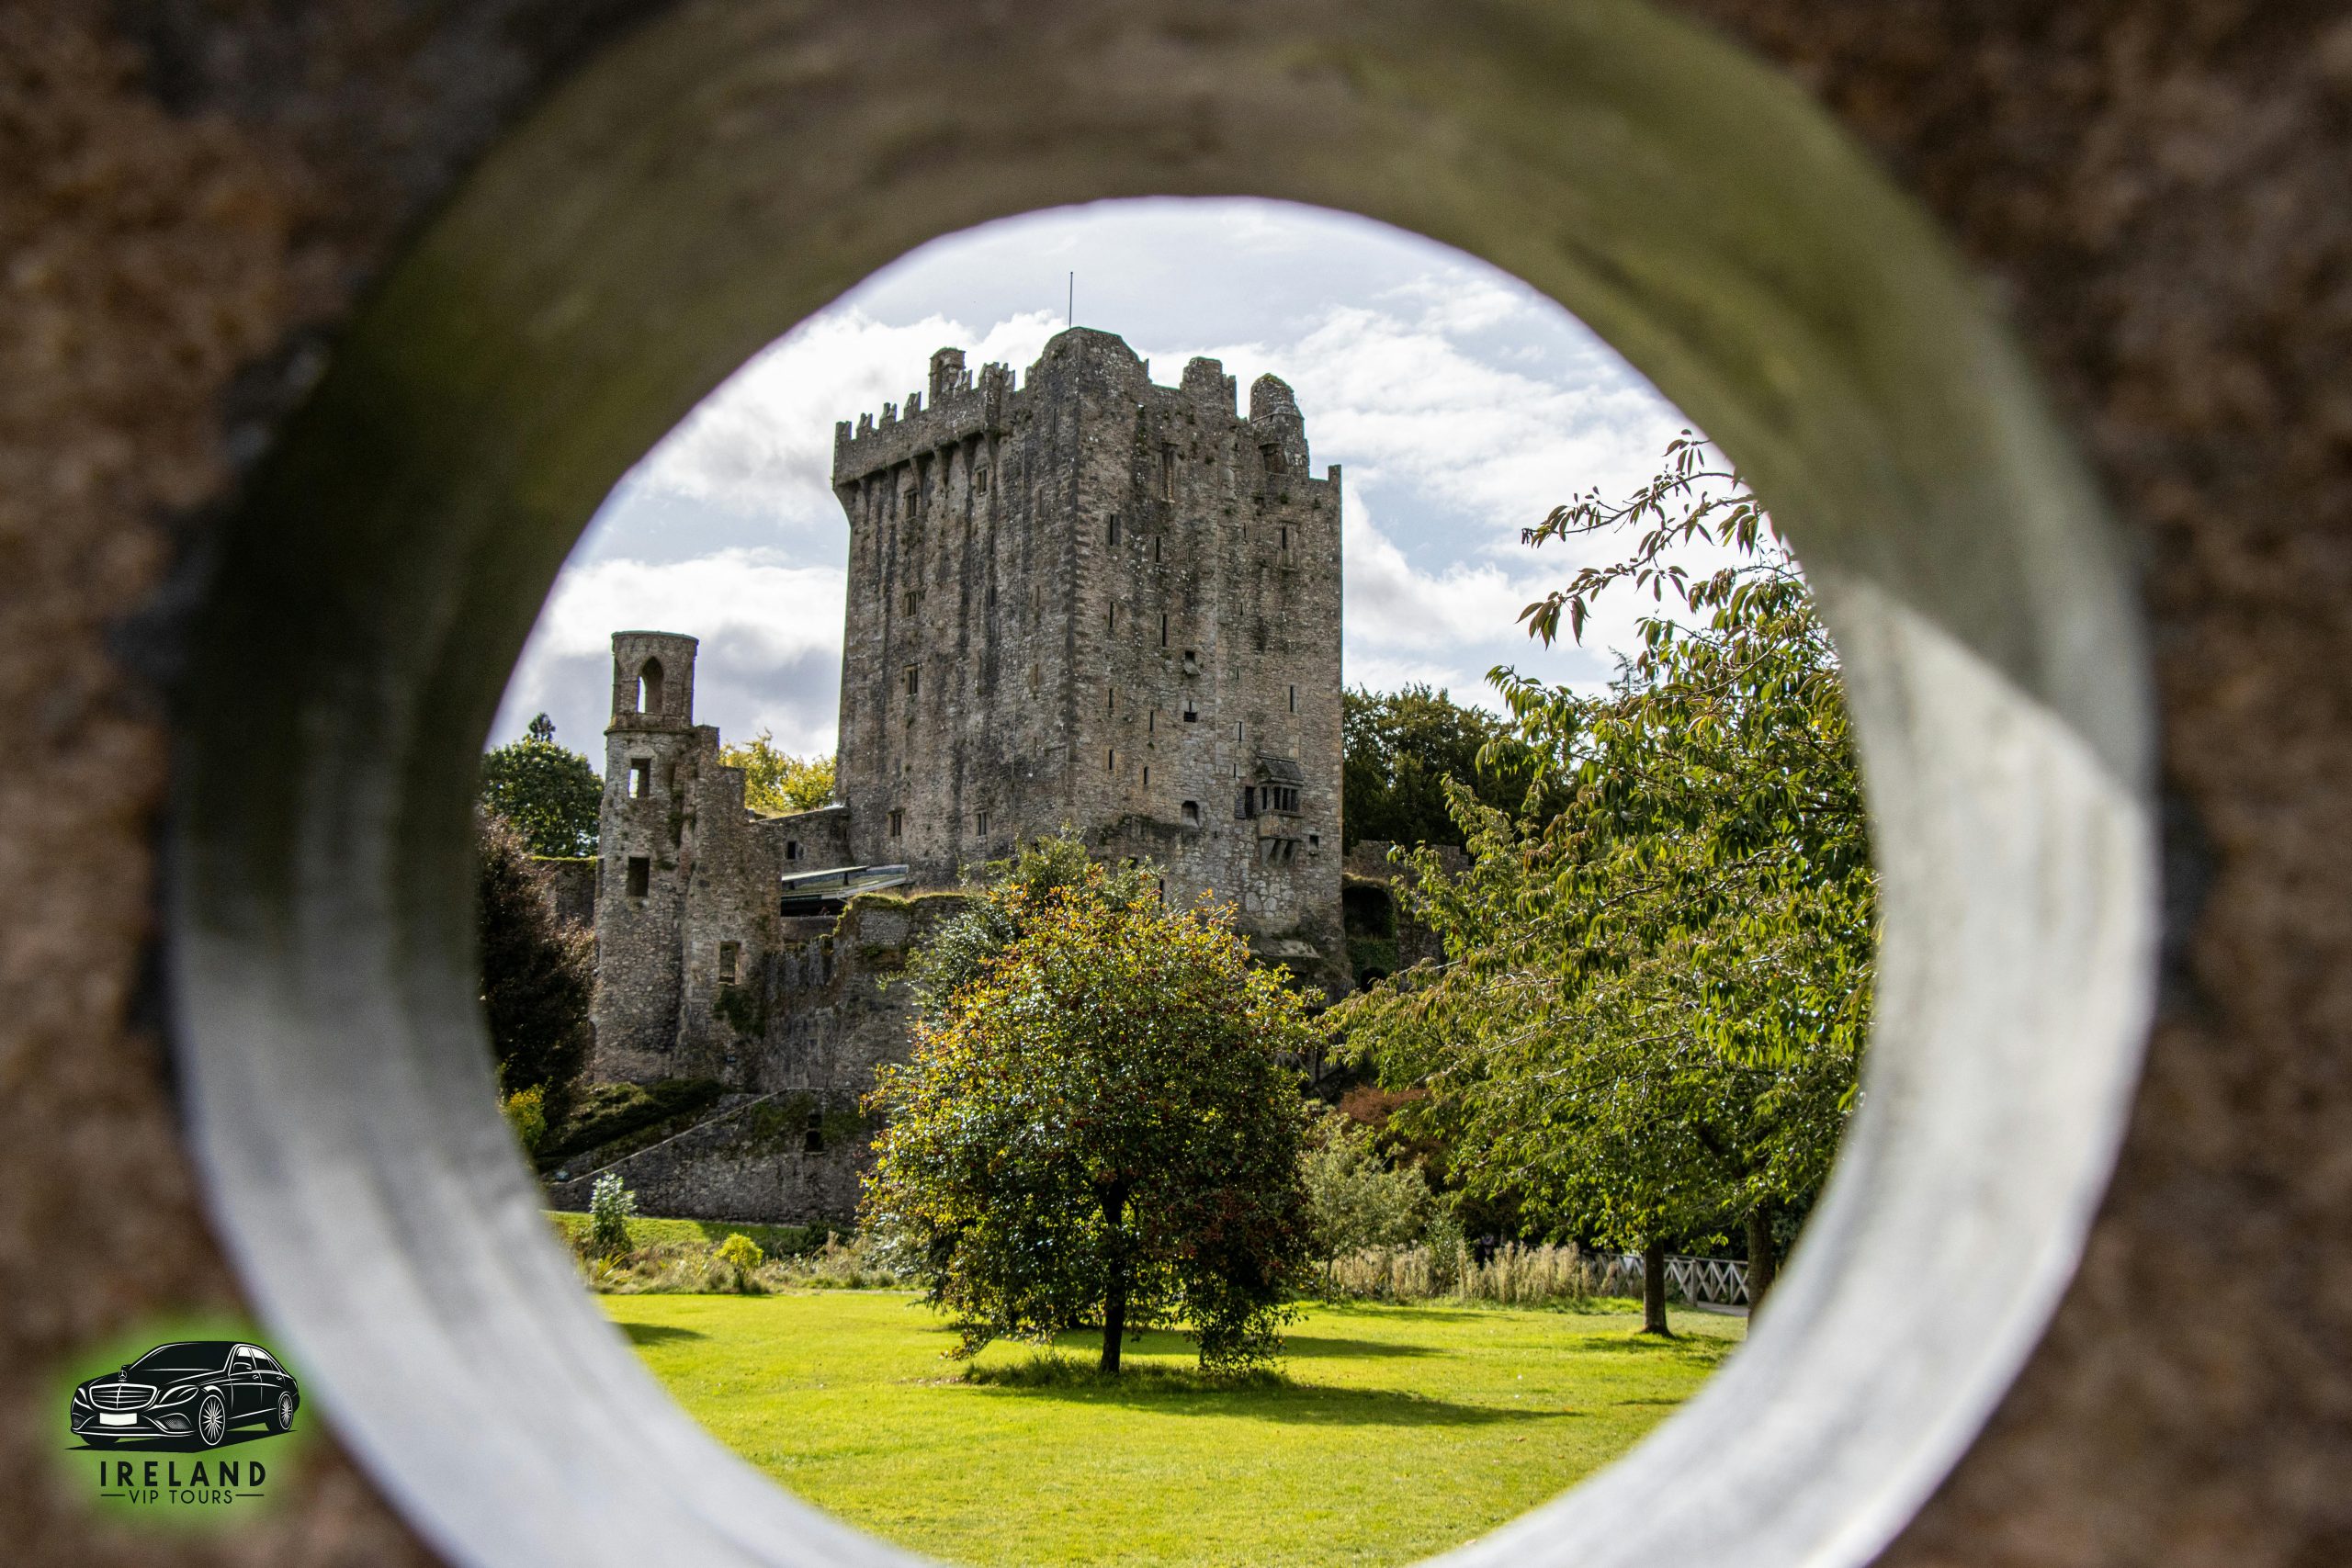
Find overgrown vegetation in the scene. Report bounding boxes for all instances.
[534,1077,726,1174]
[1340,438,1872,1332]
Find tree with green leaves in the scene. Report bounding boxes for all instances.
[1341,684,1531,850]
[1338,437,1871,1331]
[478,809,594,1124]
[901,829,1162,1014]
[480,716,602,858]
[718,730,835,816]
[864,856,1318,1373]
[1300,1110,1431,1264]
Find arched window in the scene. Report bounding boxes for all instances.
[637,657,664,714]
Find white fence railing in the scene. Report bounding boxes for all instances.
[1600,1252,1752,1307]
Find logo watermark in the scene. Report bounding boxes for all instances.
[51,1314,311,1529]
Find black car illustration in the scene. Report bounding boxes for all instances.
[69,1341,299,1449]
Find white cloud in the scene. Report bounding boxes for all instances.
[494,549,847,757]
[629,309,1064,525]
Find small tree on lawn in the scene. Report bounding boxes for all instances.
[1301,1110,1431,1266]
[864,863,1318,1374]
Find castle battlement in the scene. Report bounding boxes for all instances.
[832,346,1015,486]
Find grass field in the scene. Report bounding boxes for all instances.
[604,1291,1741,1568]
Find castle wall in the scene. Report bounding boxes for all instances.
[559,893,967,1224]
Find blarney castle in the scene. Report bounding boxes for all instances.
[548,328,1347,1223]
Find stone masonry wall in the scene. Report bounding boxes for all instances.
[545,1090,872,1224]
[831,330,1346,990]
[558,892,968,1224]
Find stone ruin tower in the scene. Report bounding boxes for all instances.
[830,328,1346,977]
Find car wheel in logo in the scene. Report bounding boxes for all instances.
[197,1393,225,1448]
[273,1392,296,1433]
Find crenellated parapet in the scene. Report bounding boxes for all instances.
[831,345,1016,486]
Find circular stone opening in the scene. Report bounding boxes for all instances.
[166,6,2155,1568]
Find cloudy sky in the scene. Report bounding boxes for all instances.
[492,198,1702,758]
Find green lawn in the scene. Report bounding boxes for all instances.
[604,1291,1741,1568]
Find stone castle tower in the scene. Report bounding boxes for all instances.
[570,328,1346,1220]
[830,328,1344,964]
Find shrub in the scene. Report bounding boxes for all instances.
[718,1233,763,1275]
[1302,1110,1430,1262]
[501,1085,548,1154]
[589,1173,638,1259]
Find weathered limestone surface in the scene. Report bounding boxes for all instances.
[831,333,1346,991]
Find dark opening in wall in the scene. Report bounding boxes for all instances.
[1153,536,1162,563]
[1343,882,1398,939]
[1182,699,1196,722]
[785,840,800,862]
[1159,445,1176,500]
[637,658,663,714]
[1280,525,1289,551]
[1288,684,1296,713]
[626,857,650,898]
[888,808,903,838]
[974,810,989,837]
[903,665,919,697]
[629,758,650,798]
[718,942,739,986]
[804,1109,823,1154]
[1143,765,1151,788]
[1106,748,1116,772]
[1108,514,1120,546]
[1182,800,1200,827]
[1159,613,1169,648]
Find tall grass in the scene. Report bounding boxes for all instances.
[1317,1241,1633,1306]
